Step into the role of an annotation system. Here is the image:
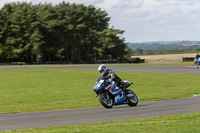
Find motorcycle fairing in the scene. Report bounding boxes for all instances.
[105,83,126,105]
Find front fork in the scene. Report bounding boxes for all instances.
[95,91,110,100]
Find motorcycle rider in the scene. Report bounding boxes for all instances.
[195,53,200,60]
[195,53,200,66]
[97,64,126,91]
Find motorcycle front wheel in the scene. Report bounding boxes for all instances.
[98,91,113,109]
[126,89,138,106]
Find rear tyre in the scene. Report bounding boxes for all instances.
[98,91,113,109]
[126,89,138,106]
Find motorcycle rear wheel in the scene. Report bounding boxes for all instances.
[98,91,113,109]
[126,89,138,106]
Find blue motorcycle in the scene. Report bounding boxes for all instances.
[93,77,138,109]
[194,58,200,68]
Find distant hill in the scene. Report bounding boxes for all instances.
[127,41,200,50]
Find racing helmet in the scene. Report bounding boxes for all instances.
[98,64,107,76]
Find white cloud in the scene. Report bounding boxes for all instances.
[105,0,200,42]
[0,0,21,8]
[95,0,120,11]
[1,0,200,42]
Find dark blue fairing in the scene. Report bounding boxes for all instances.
[93,77,111,95]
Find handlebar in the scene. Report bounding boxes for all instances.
[125,82,133,88]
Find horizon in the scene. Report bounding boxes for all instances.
[127,40,200,44]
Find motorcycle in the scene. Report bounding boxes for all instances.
[194,58,200,68]
[93,77,138,109]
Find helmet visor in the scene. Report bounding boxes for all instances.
[99,70,105,75]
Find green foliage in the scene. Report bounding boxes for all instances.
[95,29,125,59]
[131,48,200,55]
[0,2,127,63]
[128,41,200,55]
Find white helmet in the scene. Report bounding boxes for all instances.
[98,64,107,76]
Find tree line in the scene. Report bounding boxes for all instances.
[128,42,200,56]
[131,48,200,56]
[0,2,127,63]
[128,41,200,50]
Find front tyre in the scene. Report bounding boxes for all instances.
[126,89,138,106]
[98,91,113,109]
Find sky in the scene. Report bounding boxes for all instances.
[1,0,200,43]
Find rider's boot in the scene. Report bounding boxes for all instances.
[122,86,128,101]
[121,85,127,94]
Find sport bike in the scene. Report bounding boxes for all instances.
[194,58,200,68]
[93,77,138,109]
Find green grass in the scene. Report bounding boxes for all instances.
[0,69,99,114]
[0,68,199,114]
[0,61,194,69]
[108,62,194,66]
[99,61,194,66]
[3,112,200,133]
[136,61,194,66]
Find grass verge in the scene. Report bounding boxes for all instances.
[0,61,194,69]
[107,62,194,66]
[3,112,200,133]
[0,69,199,114]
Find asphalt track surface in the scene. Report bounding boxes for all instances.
[0,97,200,131]
[0,65,200,74]
[0,65,200,131]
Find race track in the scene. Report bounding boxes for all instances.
[0,96,199,131]
[0,65,200,74]
[0,65,200,131]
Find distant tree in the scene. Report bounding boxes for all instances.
[0,2,127,63]
[124,47,133,58]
